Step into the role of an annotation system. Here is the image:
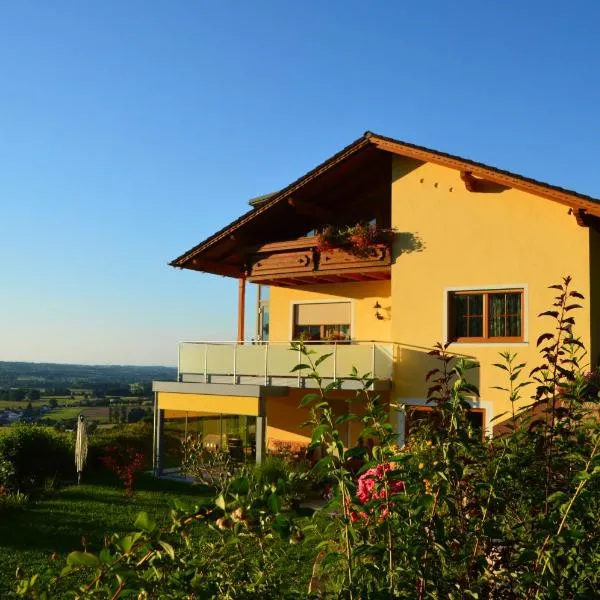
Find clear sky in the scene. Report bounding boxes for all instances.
[1,1,599,366]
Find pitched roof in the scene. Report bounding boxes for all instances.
[171,131,600,269]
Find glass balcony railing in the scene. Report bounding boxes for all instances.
[177,341,394,385]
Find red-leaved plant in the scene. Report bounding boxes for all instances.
[101,446,145,497]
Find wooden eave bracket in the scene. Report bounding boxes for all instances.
[571,208,600,231]
[572,208,590,227]
[460,171,481,192]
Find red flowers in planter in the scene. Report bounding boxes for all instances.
[315,225,338,253]
[101,446,145,497]
[315,223,390,256]
[347,223,378,253]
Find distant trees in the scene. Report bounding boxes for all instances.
[93,384,131,398]
[0,388,43,402]
[26,389,41,402]
[127,408,146,423]
[8,389,26,402]
[43,388,70,397]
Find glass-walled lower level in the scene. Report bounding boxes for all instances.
[164,412,257,465]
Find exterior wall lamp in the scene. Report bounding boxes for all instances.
[374,301,384,320]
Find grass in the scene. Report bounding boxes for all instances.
[0,472,208,598]
[45,406,110,422]
[45,406,84,420]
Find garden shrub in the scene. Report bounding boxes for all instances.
[14,277,600,599]
[252,455,289,485]
[0,425,73,491]
[0,489,28,512]
[100,445,145,496]
[86,422,153,471]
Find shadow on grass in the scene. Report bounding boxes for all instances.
[0,473,212,556]
[80,469,210,496]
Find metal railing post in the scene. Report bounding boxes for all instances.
[298,346,302,387]
[204,344,208,383]
[177,344,181,382]
[372,343,376,379]
[233,343,237,384]
[333,343,337,383]
[264,343,269,385]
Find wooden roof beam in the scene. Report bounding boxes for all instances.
[188,258,244,278]
[287,198,338,223]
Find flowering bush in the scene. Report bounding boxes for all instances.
[348,463,405,522]
[14,278,600,600]
[100,446,144,497]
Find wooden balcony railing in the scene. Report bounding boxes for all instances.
[246,236,391,286]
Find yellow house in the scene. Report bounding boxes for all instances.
[152,132,600,471]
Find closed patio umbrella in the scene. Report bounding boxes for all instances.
[75,414,88,485]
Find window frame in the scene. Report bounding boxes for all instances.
[290,300,353,342]
[293,323,351,342]
[448,288,525,343]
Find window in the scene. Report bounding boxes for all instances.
[293,302,351,342]
[405,406,485,439]
[449,289,524,342]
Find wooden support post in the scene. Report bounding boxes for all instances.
[255,416,265,464]
[237,277,246,342]
[255,397,267,464]
[154,403,165,477]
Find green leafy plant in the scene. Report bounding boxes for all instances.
[0,425,73,492]
[14,278,600,599]
[180,435,235,491]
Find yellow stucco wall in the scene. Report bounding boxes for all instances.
[266,388,388,448]
[166,158,595,439]
[268,280,391,342]
[390,157,592,420]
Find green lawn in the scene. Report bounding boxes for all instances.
[45,406,111,422]
[0,473,207,598]
[44,406,83,420]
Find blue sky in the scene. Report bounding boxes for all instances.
[1,1,599,366]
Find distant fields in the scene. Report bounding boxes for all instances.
[0,397,73,410]
[46,406,110,422]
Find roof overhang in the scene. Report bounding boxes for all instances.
[171,132,600,278]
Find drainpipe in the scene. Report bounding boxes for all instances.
[237,277,246,342]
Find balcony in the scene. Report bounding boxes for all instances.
[177,341,394,390]
[246,236,391,286]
